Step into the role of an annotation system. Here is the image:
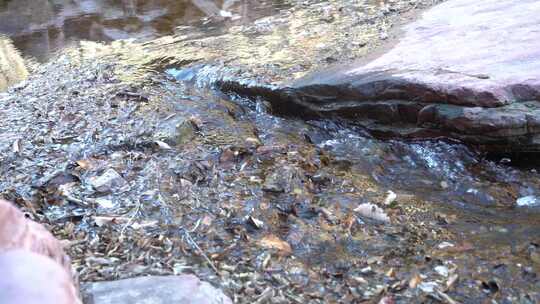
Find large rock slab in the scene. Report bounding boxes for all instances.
[82,275,232,304]
[277,0,540,152]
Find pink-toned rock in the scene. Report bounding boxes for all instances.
[0,250,81,304]
[0,199,71,270]
[0,200,81,304]
[342,0,540,107]
[276,0,540,152]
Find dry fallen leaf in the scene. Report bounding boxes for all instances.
[446,274,459,291]
[259,235,292,255]
[409,273,422,289]
[76,158,103,171]
[93,216,130,227]
[154,140,172,150]
[201,215,213,226]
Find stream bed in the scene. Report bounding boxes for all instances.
[1,0,539,303]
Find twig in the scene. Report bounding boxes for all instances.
[63,193,88,207]
[436,290,460,304]
[182,228,221,277]
[120,200,141,238]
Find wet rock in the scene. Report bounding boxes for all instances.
[418,281,439,293]
[88,169,127,193]
[81,275,232,304]
[279,0,540,152]
[155,116,199,146]
[434,265,449,277]
[262,166,298,193]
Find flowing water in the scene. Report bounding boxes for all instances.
[1,0,539,302]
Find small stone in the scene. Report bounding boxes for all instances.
[434,265,449,277]
[438,242,454,249]
[360,266,373,274]
[418,281,439,293]
[155,116,199,146]
[383,190,397,205]
[245,137,261,148]
[516,195,540,207]
[88,169,127,192]
[94,197,116,209]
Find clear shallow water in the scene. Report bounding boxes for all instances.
[0,0,288,62]
[167,66,540,210]
[166,64,540,255]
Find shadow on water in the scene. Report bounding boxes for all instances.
[0,0,289,62]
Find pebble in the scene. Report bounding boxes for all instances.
[434,265,449,277]
[94,197,116,209]
[88,169,127,192]
[516,195,540,207]
[418,281,439,293]
[437,242,454,249]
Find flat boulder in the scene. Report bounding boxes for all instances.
[279,0,540,152]
[82,275,232,304]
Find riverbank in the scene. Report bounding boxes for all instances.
[1,0,539,303]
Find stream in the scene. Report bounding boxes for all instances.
[1,0,539,303]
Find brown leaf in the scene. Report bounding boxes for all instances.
[409,273,422,289]
[259,235,292,255]
[76,158,103,171]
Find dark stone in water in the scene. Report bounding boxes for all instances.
[267,0,540,152]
